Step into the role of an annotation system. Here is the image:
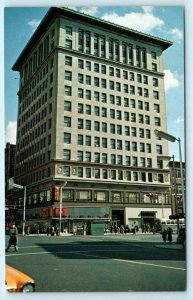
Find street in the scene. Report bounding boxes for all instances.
[5,233,186,292]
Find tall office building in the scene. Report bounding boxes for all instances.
[12,7,173,231]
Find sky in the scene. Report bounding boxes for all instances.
[4,5,185,161]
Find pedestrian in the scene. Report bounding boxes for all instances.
[162,229,167,243]
[167,227,173,243]
[6,223,19,252]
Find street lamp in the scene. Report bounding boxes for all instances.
[154,130,185,216]
[59,181,67,235]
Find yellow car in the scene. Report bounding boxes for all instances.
[5,264,35,292]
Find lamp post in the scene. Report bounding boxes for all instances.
[59,181,67,235]
[154,130,185,216]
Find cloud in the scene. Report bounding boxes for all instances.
[101,11,164,32]
[5,121,17,144]
[175,117,184,123]
[142,6,154,14]
[79,7,98,16]
[169,28,183,43]
[164,70,180,91]
[27,19,41,31]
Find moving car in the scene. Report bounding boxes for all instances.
[5,264,35,292]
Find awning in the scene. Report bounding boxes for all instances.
[140,211,157,216]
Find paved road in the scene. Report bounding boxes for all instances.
[5,234,186,292]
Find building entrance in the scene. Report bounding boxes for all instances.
[112,210,124,226]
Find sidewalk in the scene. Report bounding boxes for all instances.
[155,243,185,250]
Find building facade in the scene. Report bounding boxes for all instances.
[12,7,173,232]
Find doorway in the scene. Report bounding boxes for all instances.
[112,209,124,226]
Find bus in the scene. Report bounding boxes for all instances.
[159,218,185,233]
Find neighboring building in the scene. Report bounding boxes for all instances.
[169,160,185,216]
[12,7,173,232]
[5,142,16,195]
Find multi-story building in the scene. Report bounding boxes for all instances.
[169,160,185,216]
[12,7,173,232]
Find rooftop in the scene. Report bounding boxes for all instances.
[13,7,173,70]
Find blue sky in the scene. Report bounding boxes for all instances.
[4,5,185,160]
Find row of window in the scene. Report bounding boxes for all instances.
[63,165,166,183]
[64,26,158,70]
[63,150,164,167]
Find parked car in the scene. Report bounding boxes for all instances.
[5,264,35,292]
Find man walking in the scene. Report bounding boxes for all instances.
[6,223,19,252]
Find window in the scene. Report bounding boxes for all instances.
[141,172,146,182]
[101,79,106,88]
[109,81,114,90]
[77,167,83,178]
[110,95,115,104]
[78,59,84,69]
[77,134,83,145]
[130,99,135,108]
[101,107,107,117]
[131,113,136,122]
[101,65,106,74]
[137,74,142,83]
[143,75,148,84]
[63,149,71,160]
[85,120,91,130]
[94,106,100,116]
[115,40,119,61]
[64,116,71,127]
[110,139,115,149]
[140,143,145,152]
[139,128,144,138]
[101,93,107,103]
[102,138,107,148]
[140,157,145,167]
[95,169,100,179]
[66,26,72,35]
[123,70,128,79]
[94,121,100,131]
[147,158,152,168]
[124,98,129,107]
[94,33,99,56]
[125,141,130,151]
[86,168,91,178]
[65,39,72,49]
[151,51,157,59]
[144,102,149,111]
[138,100,143,110]
[116,110,122,120]
[85,31,91,54]
[132,142,137,151]
[65,56,72,66]
[124,112,129,121]
[85,136,91,148]
[154,104,160,113]
[146,144,151,153]
[132,157,138,166]
[86,75,91,85]
[94,137,100,147]
[145,115,150,124]
[111,154,116,164]
[78,88,84,98]
[110,124,115,134]
[118,170,123,180]
[157,159,163,169]
[116,68,120,77]
[137,87,142,96]
[138,114,144,124]
[100,36,106,57]
[85,151,91,162]
[131,127,136,137]
[158,174,164,183]
[94,63,99,72]
[78,74,84,83]
[128,44,133,65]
[155,117,161,126]
[152,63,157,71]
[65,71,72,81]
[123,84,128,93]
[125,126,130,136]
[122,42,127,63]
[153,77,158,87]
[117,140,122,150]
[110,109,115,119]
[102,122,107,132]
[109,67,114,76]
[117,125,122,135]
[63,166,70,177]
[102,153,107,164]
[77,151,83,161]
[146,129,151,139]
[94,91,100,101]
[144,89,149,97]
[86,104,91,115]
[102,169,108,179]
[111,170,116,180]
[85,90,91,100]
[86,61,91,70]
[64,132,71,144]
[94,152,100,163]
[78,118,83,129]
[117,155,122,165]
[125,156,130,166]
[65,85,71,96]
[78,103,83,113]
[78,29,84,51]
[94,77,99,87]
[136,46,141,67]
[64,101,71,111]
[130,72,134,81]
[130,85,135,94]
[125,171,131,181]
[156,145,162,154]
[153,91,159,100]
[133,172,138,181]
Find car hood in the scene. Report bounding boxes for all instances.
[6,264,34,292]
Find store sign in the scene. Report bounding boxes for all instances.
[40,207,52,218]
[54,208,68,217]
